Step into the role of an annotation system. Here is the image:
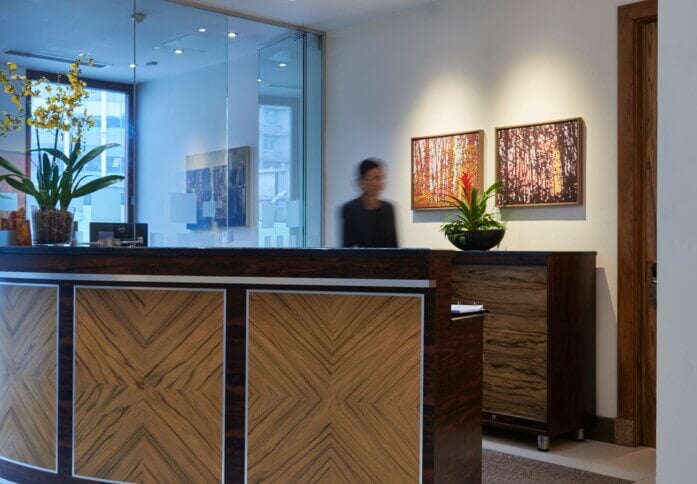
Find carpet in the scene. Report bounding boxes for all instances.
[483,449,634,484]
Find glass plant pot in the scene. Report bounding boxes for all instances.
[31,207,75,245]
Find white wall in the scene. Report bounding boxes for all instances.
[657,0,697,480]
[137,54,259,246]
[325,0,634,418]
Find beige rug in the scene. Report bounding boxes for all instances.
[483,449,634,484]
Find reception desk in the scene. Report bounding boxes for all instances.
[0,247,482,483]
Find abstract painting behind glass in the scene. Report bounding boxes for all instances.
[227,146,249,227]
[411,130,483,210]
[212,165,227,227]
[495,118,583,207]
[185,167,212,230]
[186,147,249,229]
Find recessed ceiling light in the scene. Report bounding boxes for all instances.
[278,63,287,68]
[129,63,137,68]
[198,28,207,32]
[257,78,262,83]
[174,49,184,55]
[228,32,238,38]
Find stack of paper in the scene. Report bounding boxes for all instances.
[451,304,484,314]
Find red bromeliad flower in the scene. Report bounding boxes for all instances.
[460,172,473,204]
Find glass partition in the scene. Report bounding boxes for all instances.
[0,0,323,247]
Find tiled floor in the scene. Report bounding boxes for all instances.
[484,430,656,483]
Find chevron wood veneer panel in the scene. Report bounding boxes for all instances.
[248,292,422,483]
[0,284,57,471]
[74,288,224,483]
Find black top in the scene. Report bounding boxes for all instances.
[341,197,398,248]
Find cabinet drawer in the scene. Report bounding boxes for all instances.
[452,265,547,314]
[484,325,547,422]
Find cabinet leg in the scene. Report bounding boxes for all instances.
[575,428,585,441]
[537,434,550,451]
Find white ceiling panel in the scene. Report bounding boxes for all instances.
[183,0,438,31]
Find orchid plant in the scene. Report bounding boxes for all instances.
[0,58,123,209]
[441,172,504,238]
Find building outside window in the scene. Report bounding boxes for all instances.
[29,80,129,242]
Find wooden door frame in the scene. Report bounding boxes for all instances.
[617,0,657,447]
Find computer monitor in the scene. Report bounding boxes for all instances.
[89,222,148,247]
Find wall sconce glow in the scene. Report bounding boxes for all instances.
[228,32,238,38]
[279,63,287,68]
[174,49,184,55]
[198,28,207,32]
[129,63,137,68]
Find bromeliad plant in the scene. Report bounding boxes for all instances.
[441,172,504,239]
[0,58,123,209]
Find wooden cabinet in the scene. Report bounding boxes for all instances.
[451,252,596,450]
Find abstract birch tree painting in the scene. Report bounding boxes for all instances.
[411,130,483,210]
[495,118,582,207]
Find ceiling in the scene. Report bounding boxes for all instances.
[0,0,434,86]
[0,0,294,83]
[183,0,438,31]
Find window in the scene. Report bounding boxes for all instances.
[258,104,293,246]
[27,72,132,242]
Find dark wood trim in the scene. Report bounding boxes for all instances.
[452,250,596,267]
[57,284,74,476]
[547,254,596,437]
[587,416,616,444]
[617,0,657,447]
[431,252,483,483]
[225,287,247,483]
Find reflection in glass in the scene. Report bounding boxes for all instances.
[0,0,323,248]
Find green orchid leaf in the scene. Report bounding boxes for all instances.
[31,147,70,165]
[71,175,124,199]
[3,175,40,199]
[0,156,25,176]
[71,174,91,194]
[72,143,119,175]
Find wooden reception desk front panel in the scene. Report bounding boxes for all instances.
[0,247,482,484]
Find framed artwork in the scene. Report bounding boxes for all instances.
[185,167,212,230]
[185,146,250,229]
[227,146,249,227]
[411,130,484,210]
[495,118,583,207]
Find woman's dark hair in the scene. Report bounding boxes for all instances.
[359,157,383,178]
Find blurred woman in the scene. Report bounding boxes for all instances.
[341,158,398,248]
